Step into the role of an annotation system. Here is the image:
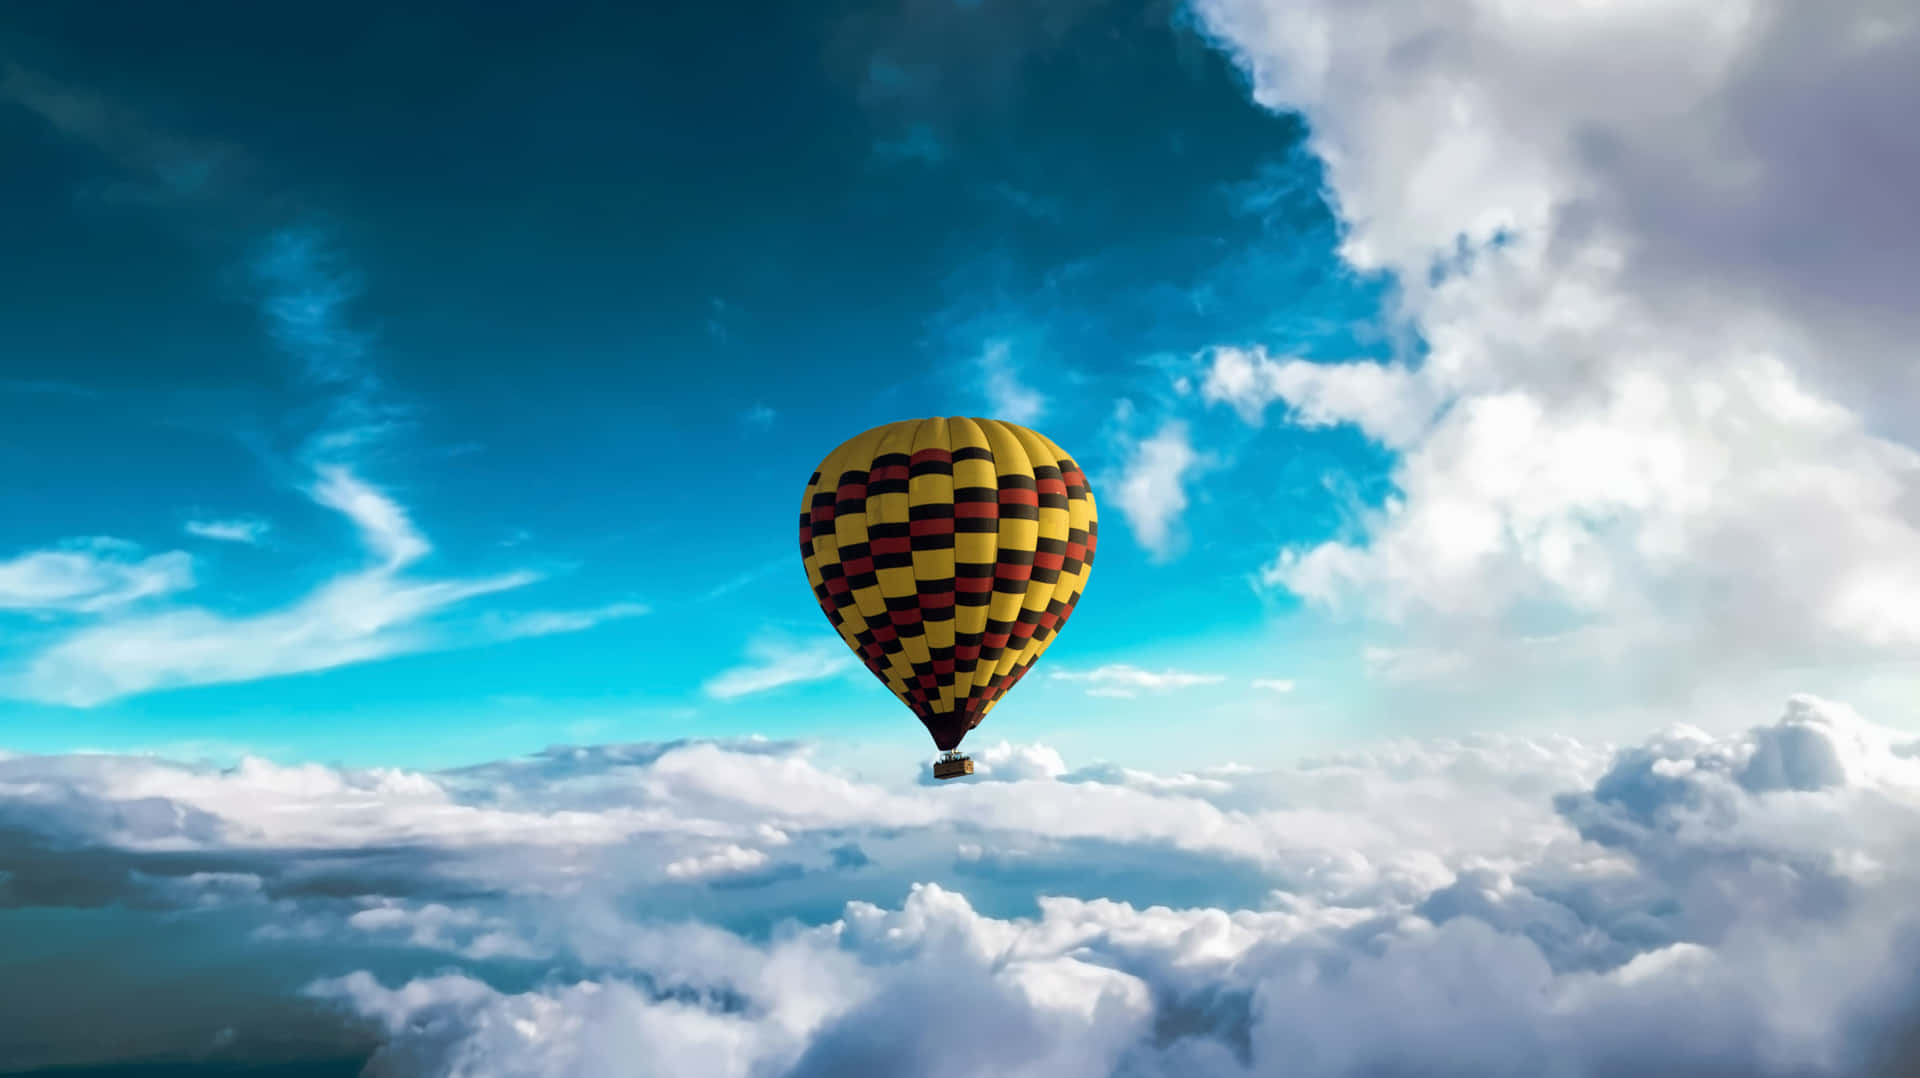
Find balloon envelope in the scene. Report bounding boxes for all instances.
[798,417,1098,750]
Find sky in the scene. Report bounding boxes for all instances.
[0,0,1405,774]
[3,0,1920,1075]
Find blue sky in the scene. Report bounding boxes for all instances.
[0,1,1401,771]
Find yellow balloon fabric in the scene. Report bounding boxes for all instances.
[798,417,1099,751]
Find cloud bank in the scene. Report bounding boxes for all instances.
[3,697,1919,1073]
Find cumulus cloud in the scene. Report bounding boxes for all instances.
[1111,422,1207,562]
[1202,346,1434,449]
[344,900,543,961]
[0,538,193,614]
[8,696,1918,1072]
[1188,0,1920,707]
[332,698,1920,1077]
[663,844,774,882]
[950,739,1068,783]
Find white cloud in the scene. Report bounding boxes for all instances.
[184,518,269,545]
[6,469,538,707]
[703,636,856,700]
[743,403,776,427]
[0,539,193,614]
[1361,644,1471,684]
[1052,663,1227,693]
[1190,0,1920,704]
[484,602,651,641]
[346,900,542,961]
[310,466,427,568]
[1202,346,1433,449]
[5,696,1905,1073]
[1111,421,1206,562]
[963,740,1069,782]
[0,749,659,854]
[1251,677,1295,693]
[0,64,626,704]
[664,844,772,881]
[700,558,788,602]
[981,339,1046,424]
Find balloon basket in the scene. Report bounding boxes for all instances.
[932,751,974,781]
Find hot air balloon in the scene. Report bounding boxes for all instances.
[798,417,1098,780]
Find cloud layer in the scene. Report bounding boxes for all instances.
[4,697,1919,1073]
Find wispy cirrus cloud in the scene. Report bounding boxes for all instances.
[700,558,790,602]
[980,339,1045,424]
[482,602,652,642]
[1051,663,1226,700]
[0,61,247,204]
[309,466,426,568]
[871,122,947,165]
[0,539,194,615]
[184,517,269,545]
[4,63,402,470]
[6,470,539,707]
[253,229,373,388]
[704,635,856,700]
[251,227,413,463]
[0,69,630,707]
